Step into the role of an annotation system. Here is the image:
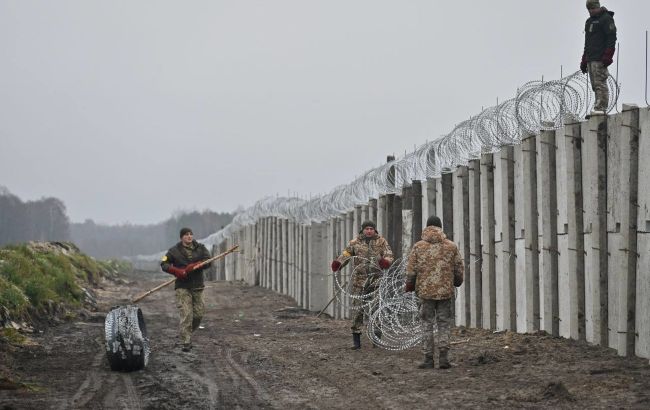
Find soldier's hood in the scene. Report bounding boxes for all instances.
[421,226,446,244]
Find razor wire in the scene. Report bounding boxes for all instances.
[130,69,618,350]
[209,71,618,225]
[135,70,619,268]
[329,256,423,350]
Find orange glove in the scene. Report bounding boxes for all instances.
[185,261,203,273]
[168,266,187,280]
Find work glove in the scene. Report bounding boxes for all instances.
[580,54,587,74]
[602,48,615,67]
[331,260,342,272]
[168,265,187,280]
[404,277,415,293]
[378,258,391,270]
[185,261,203,273]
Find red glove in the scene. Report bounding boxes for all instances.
[168,265,187,280]
[602,48,615,67]
[331,260,342,272]
[185,262,203,273]
[404,277,415,293]
[378,258,391,270]
[580,53,587,74]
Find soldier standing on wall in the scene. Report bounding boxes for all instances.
[580,0,617,116]
[160,228,212,352]
[404,216,464,369]
[331,221,394,350]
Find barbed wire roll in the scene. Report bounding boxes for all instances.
[105,305,150,371]
[134,71,621,263]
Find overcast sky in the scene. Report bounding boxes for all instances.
[1,1,649,225]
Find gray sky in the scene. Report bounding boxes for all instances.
[1,1,649,225]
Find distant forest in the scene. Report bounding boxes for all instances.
[0,186,234,259]
[71,210,234,259]
[0,186,71,245]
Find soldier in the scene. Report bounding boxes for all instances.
[580,0,616,116]
[160,227,212,352]
[331,221,393,350]
[404,216,464,369]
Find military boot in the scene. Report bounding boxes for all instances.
[351,333,361,350]
[438,348,450,369]
[418,355,434,369]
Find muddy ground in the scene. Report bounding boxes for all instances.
[1,270,650,409]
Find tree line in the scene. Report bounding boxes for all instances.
[0,186,70,245]
[0,186,234,259]
[70,210,233,259]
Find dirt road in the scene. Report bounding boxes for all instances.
[2,270,650,409]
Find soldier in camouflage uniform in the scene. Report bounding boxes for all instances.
[160,228,212,352]
[580,0,616,115]
[331,221,393,350]
[405,216,464,369]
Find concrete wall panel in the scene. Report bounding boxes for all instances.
[637,107,650,360]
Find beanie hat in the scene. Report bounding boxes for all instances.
[179,227,193,238]
[586,0,600,9]
[426,216,442,228]
[360,220,377,234]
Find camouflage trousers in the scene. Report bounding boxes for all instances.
[420,298,453,357]
[175,288,204,344]
[588,61,609,112]
[350,284,378,334]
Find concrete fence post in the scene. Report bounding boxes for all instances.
[607,104,639,356]
[538,129,559,336]
[303,225,311,309]
[468,159,483,328]
[480,153,496,330]
[401,184,413,258]
[582,114,609,345]
[369,198,378,223]
[560,120,585,340]
[636,107,650,361]
[453,165,470,326]
[425,177,437,228]
[411,180,423,247]
[441,173,454,241]
[328,217,340,319]
[309,223,330,313]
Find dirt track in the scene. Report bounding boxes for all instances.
[2,270,650,409]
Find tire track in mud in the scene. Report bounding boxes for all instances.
[146,284,271,408]
[62,331,143,410]
[173,353,221,408]
[64,349,105,409]
[173,345,271,408]
[224,347,270,403]
[119,373,143,410]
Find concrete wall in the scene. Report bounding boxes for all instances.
[215,106,650,362]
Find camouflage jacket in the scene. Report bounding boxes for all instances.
[336,233,394,290]
[405,226,464,300]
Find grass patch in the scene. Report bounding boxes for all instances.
[0,242,128,325]
[0,328,26,345]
